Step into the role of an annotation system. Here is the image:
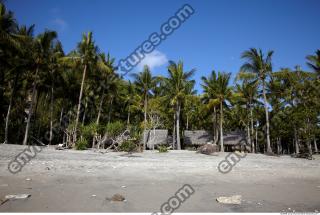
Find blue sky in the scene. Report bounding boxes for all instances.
[7,0,320,93]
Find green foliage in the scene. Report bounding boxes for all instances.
[79,122,98,140]
[119,139,137,152]
[158,145,168,153]
[76,138,88,150]
[128,125,142,140]
[105,121,125,138]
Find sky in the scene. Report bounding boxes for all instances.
[6,0,320,93]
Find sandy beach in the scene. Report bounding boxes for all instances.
[0,144,319,212]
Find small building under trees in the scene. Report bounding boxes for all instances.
[223,131,248,152]
[144,129,168,149]
[183,130,249,152]
[183,130,213,146]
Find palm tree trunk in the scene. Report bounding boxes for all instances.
[307,117,312,156]
[294,126,299,154]
[213,107,219,145]
[277,137,281,155]
[23,67,39,145]
[220,101,224,152]
[96,90,105,125]
[127,110,130,126]
[74,64,87,143]
[212,112,215,142]
[59,107,64,126]
[173,113,176,149]
[4,90,13,144]
[307,139,313,156]
[314,138,318,153]
[247,124,251,152]
[33,89,41,126]
[186,115,189,130]
[176,102,181,150]
[108,96,114,124]
[4,97,12,144]
[250,105,255,153]
[4,73,19,144]
[262,80,272,153]
[255,122,258,153]
[143,94,147,150]
[82,100,87,125]
[49,78,54,145]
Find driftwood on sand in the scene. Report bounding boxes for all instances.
[96,129,130,152]
[196,143,218,155]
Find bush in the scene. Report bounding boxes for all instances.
[119,139,137,152]
[105,121,125,138]
[158,145,168,153]
[76,138,88,150]
[128,125,142,140]
[80,122,98,140]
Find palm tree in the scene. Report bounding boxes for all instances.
[95,53,116,125]
[48,41,64,145]
[240,48,274,153]
[235,80,258,152]
[165,61,195,150]
[3,24,34,144]
[201,71,219,144]
[123,81,139,126]
[72,32,98,144]
[0,3,19,49]
[22,30,58,145]
[132,65,155,149]
[306,50,320,76]
[1,3,18,144]
[202,70,232,152]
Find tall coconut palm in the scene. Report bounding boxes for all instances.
[3,24,34,144]
[201,70,232,152]
[95,53,116,125]
[132,65,155,149]
[240,48,274,153]
[48,41,64,145]
[184,85,197,130]
[73,32,98,144]
[1,3,18,144]
[165,61,195,150]
[122,81,139,126]
[235,80,259,152]
[22,30,58,145]
[201,71,219,144]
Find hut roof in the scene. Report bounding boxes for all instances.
[144,129,168,148]
[184,130,213,145]
[224,131,247,146]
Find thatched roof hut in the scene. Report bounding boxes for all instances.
[144,129,168,149]
[184,130,213,146]
[224,131,247,146]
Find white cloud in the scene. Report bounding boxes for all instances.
[52,18,68,31]
[136,50,168,71]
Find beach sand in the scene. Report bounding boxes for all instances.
[0,144,319,212]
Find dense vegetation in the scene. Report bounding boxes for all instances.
[1,3,319,154]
